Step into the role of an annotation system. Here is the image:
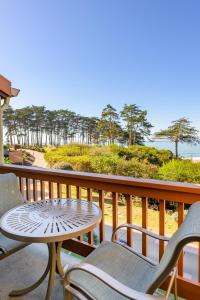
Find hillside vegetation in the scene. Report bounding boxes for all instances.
[44,144,173,179]
[43,144,200,185]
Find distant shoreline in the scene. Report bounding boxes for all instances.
[183,156,200,162]
[145,141,200,159]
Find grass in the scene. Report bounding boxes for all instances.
[49,184,181,237]
[36,182,189,238]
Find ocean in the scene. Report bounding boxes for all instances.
[145,141,200,158]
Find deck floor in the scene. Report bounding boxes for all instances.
[0,243,81,300]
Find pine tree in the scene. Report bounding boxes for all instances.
[121,104,152,145]
[155,118,199,158]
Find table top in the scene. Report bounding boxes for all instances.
[0,198,102,243]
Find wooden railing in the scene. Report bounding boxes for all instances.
[1,164,200,299]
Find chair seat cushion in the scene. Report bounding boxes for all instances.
[0,233,29,259]
[69,241,157,300]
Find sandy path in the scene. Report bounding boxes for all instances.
[25,150,48,168]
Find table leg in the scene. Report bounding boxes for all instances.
[45,242,56,300]
[9,244,51,297]
[56,241,65,278]
[9,242,65,299]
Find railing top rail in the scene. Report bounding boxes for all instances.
[0,164,200,196]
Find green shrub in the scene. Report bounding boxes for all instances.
[89,146,112,157]
[127,146,173,166]
[117,149,134,160]
[90,155,120,175]
[44,144,172,178]
[52,162,73,170]
[73,160,93,172]
[115,158,158,178]
[55,144,91,156]
[44,151,66,167]
[4,157,12,164]
[61,155,91,166]
[108,144,173,165]
[158,159,200,183]
[50,155,93,172]
[44,144,92,167]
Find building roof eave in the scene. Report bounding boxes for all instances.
[0,75,20,98]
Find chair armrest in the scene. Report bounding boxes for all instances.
[0,246,6,254]
[112,224,170,242]
[66,263,164,300]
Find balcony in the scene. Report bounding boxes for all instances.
[1,164,200,299]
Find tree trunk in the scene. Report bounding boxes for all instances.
[175,140,179,158]
[128,128,132,146]
[132,131,136,145]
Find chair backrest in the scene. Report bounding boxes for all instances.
[0,173,23,218]
[148,201,200,293]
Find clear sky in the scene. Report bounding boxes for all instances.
[1,0,200,132]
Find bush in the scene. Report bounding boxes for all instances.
[54,144,91,156]
[89,146,112,157]
[73,160,93,172]
[117,149,134,160]
[90,155,120,175]
[158,159,200,183]
[4,157,12,164]
[127,146,173,166]
[44,145,92,167]
[115,158,158,178]
[44,144,172,178]
[108,145,173,165]
[50,155,93,172]
[52,162,73,170]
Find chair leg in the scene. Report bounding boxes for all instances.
[165,267,177,300]
[63,284,73,300]
[173,273,178,300]
[64,289,73,300]
[64,284,89,300]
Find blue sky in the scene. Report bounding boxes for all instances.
[1,0,200,132]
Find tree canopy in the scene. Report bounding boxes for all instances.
[121,104,153,145]
[98,104,122,144]
[3,104,152,147]
[155,118,200,158]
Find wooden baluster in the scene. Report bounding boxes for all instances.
[26,178,31,201]
[126,194,133,247]
[19,177,24,200]
[99,190,105,242]
[159,199,165,261]
[57,183,62,198]
[49,181,53,199]
[76,186,83,241]
[198,244,200,282]
[33,179,38,201]
[66,185,71,198]
[76,186,81,199]
[142,197,148,256]
[178,202,184,276]
[112,192,118,240]
[41,180,45,200]
[87,188,93,245]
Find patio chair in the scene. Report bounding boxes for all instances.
[64,201,200,300]
[0,173,29,260]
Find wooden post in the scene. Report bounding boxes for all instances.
[0,97,10,164]
[0,105,3,164]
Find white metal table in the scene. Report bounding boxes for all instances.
[0,198,101,299]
